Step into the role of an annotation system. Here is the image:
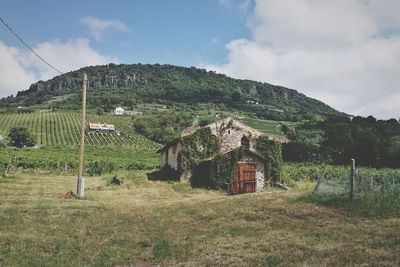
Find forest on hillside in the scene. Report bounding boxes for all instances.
[0,64,340,122]
[283,116,400,168]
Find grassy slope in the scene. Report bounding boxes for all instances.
[0,173,399,266]
[239,117,283,136]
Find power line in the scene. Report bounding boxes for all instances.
[0,16,64,75]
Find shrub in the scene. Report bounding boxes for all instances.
[87,161,117,176]
[255,136,283,184]
[8,127,35,148]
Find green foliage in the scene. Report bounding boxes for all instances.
[197,117,216,127]
[0,146,158,174]
[133,112,192,144]
[283,163,327,182]
[322,117,400,167]
[148,164,180,181]
[282,122,324,161]
[212,148,243,193]
[87,161,117,176]
[96,108,104,115]
[0,136,5,148]
[304,188,400,218]
[283,116,400,168]
[8,127,35,148]
[179,127,220,172]
[0,159,7,177]
[255,136,282,184]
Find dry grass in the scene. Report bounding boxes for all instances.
[0,172,399,266]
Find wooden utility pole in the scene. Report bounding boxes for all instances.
[77,73,87,198]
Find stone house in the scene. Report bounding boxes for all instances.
[115,107,124,115]
[157,117,277,193]
[190,148,266,193]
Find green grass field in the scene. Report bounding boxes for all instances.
[239,117,283,136]
[0,172,399,266]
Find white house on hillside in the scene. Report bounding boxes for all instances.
[115,107,124,115]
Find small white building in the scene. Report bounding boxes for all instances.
[115,107,124,115]
[89,123,115,132]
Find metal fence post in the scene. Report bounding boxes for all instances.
[350,159,355,199]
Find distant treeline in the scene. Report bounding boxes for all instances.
[283,116,400,168]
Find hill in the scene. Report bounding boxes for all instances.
[0,64,342,121]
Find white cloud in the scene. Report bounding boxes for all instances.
[80,16,129,40]
[204,0,400,119]
[0,38,117,98]
[0,42,37,98]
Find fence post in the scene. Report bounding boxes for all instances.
[350,159,355,199]
[313,166,327,194]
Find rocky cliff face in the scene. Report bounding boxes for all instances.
[19,68,144,96]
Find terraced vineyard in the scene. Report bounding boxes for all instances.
[239,117,283,136]
[0,111,158,149]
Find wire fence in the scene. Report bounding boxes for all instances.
[356,169,400,196]
[313,161,400,198]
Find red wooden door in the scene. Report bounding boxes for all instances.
[233,163,256,193]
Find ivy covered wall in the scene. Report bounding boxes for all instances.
[178,127,220,173]
[255,136,283,184]
[212,148,244,193]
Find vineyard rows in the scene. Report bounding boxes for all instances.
[0,112,159,149]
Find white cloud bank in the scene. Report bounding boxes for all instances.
[205,0,400,119]
[80,16,130,40]
[0,38,116,98]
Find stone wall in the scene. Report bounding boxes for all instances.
[208,118,262,153]
[160,142,182,170]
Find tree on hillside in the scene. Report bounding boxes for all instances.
[8,127,35,148]
[0,135,5,148]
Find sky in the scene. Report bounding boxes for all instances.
[0,0,399,119]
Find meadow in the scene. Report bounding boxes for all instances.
[238,117,283,136]
[284,163,400,217]
[0,171,399,266]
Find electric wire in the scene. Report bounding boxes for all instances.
[0,16,64,75]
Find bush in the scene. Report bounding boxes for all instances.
[87,161,117,176]
[147,164,180,181]
[8,127,35,148]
